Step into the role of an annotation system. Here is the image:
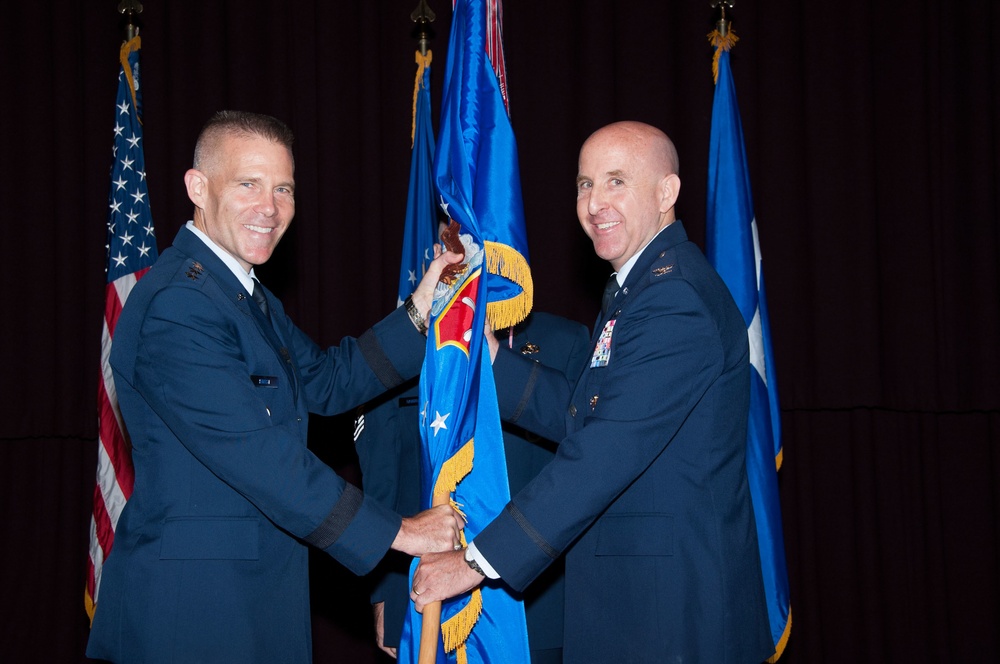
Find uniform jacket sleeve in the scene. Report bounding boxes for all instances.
[475,275,743,590]
[125,277,423,574]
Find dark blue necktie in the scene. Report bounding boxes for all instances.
[251,278,271,321]
[601,273,619,317]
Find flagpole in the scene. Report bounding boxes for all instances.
[406,3,447,661]
[410,1,532,661]
[411,0,436,57]
[87,0,157,623]
[710,0,734,31]
[118,0,142,41]
[418,498,446,664]
[706,2,792,660]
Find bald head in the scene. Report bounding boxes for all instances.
[581,121,679,178]
[575,121,682,270]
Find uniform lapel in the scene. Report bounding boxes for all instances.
[173,227,299,398]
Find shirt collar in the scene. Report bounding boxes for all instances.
[612,222,672,288]
[185,220,258,294]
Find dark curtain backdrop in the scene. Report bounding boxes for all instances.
[1,1,997,662]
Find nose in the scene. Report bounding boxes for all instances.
[254,190,277,217]
[586,187,607,216]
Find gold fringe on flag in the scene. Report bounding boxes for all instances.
[441,587,484,663]
[120,36,142,124]
[411,50,433,147]
[484,241,533,330]
[429,437,483,661]
[767,608,792,662]
[432,437,474,501]
[707,28,739,84]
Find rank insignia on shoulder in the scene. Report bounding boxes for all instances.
[652,264,675,277]
[185,261,204,280]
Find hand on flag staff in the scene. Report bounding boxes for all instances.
[391,504,467,557]
[404,232,467,336]
[409,547,487,611]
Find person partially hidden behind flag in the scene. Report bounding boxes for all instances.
[86,110,465,664]
[355,311,590,663]
[410,121,773,663]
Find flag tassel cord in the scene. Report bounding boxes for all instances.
[118,0,144,111]
[708,1,739,84]
[120,37,142,117]
[411,51,433,147]
[118,0,142,41]
[410,0,436,144]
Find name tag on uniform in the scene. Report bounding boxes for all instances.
[251,375,279,388]
[590,319,616,368]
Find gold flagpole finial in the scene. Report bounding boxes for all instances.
[710,0,735,37]
[411,0,436,57]
[118,0,143,42]
[708,0,739,82]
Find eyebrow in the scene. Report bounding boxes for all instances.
[577,169,627,185]
[234,174,295,189]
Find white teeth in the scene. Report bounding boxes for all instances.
[597,222,619,230]
[245,225,273,234]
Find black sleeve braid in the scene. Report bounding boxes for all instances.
[304,483,364,550]
[358,328,405,389]
[508,361,541,423]
[506,501,559,560]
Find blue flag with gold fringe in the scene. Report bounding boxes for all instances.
[399,0,531,661]
[705,32,792,662]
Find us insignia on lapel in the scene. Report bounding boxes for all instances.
[590,319,616,368]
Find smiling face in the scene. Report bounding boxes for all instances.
[185,133,295,272]
[575,122,681,271]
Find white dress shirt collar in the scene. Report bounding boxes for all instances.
[612,222,672,288]
[185,220,259,294]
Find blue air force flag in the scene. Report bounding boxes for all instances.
[399,0,531,661]
[705,42,792,661]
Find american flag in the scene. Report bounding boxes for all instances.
[85,35,158,622]
[484,0,508,110]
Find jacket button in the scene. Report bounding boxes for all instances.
[590,395,599,409]
[569,404,577,417]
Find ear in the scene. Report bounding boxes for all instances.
[184,168,207,208]
[658,173,681,214]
